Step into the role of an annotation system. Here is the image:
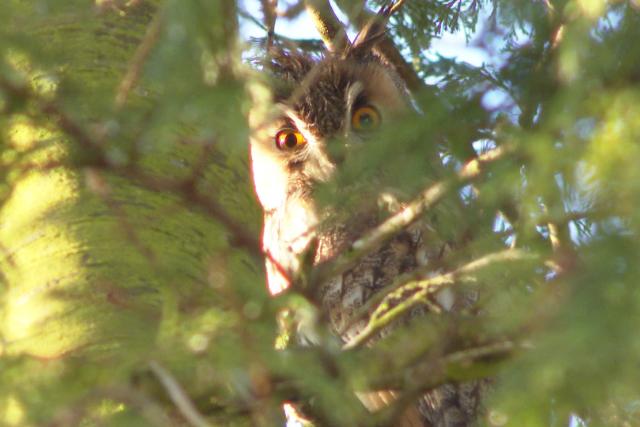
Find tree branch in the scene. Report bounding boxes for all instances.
[343,248,537,349]
[149,360,212,427]
[375,36,424,92]
[375,338,521,424]
[104,165,263,259]
[0,76,263,259]
[115,10,163,107]
[343,0,423,91]
[277,1,305,19]
[46,385,174,427]
[304,0,349,52]
[309,145,512,293]
[259,0,278,47]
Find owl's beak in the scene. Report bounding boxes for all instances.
[325,138,355,166]
[327,147,347,165]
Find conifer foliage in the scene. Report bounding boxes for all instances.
[1,1,640,426]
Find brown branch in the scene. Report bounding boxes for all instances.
[309,145,512,293]
[46,385,174,427]
[149,360,211,427]
[377,338,520,425]
[375,1,423,91]
[343,248,536,349]
[541,199,576,276]
[277,1,305,19]
[111,166,263,259]
[304,0,349,52]
[260,0,278,47]
[375,37,423,92]
[546,216,563,252]
[84,168,158,263]
[387,0,407,16]
[0,77,96,149]
[342,0,423,92]
[115,10,163,107]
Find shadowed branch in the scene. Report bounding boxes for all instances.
[343,248,537,349]
[0,76,262,259]
[308,145,513,293]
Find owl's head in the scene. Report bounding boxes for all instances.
[250,32,411,294]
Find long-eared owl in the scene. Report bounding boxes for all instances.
[249,20,484,427]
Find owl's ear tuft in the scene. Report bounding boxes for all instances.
[264,47,317,83]
[259,47,320,101]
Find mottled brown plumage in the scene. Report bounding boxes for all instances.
[250,37,484,427]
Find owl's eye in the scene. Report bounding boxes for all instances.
[275,129,306,150]
[351,105,381,131]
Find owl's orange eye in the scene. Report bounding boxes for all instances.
[275,129,306,150]
[351,105,381,131]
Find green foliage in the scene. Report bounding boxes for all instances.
[2,0,640,426]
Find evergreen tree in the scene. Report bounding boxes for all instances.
[1,1,639,426]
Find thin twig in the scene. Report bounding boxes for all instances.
[349,334,524,423]
[340,314,526,391]
[387,0,407,16]
[343,0,423,91]
[547,219,562,252]
[115,10,163,107]
[309,145,511,292]
[112,166,263,258]
[375,37,423,92]
[45,385,174,427]
[277,1,305,19]
[260,0,278,47]
[442,339,521,366]
[0,77,96,149]
[384,338,521,407]
[251,35,326,52]
[239,8,268,31]
[541,199,576,275]
[343,248,536,349]
[149,360,212,427]
[0,77,263,259]
[84,168,158,263]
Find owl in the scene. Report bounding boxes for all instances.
[249,24,484,427]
